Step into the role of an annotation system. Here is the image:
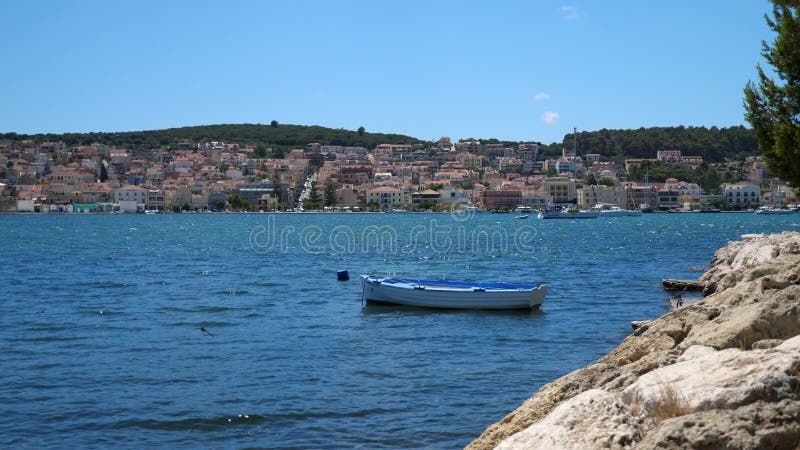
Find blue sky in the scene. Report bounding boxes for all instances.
[0,0,773,144]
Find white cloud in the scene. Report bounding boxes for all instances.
[561,5,578,20]
[541,111,560,126]
[534,92,551,101]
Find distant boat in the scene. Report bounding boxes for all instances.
[639,203,656,213]
[591,203,642,217]
[515,205,532,213]
[515,214,529,219]
[754,206,796,215]
[361,276,546,310]
[638,170,656,212]
[537,205,598,219]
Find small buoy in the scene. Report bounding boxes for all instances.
[337,270,349,281]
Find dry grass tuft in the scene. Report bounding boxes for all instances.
[644,384,694,424]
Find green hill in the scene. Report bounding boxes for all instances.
[0,123,426,152]
[539,125,759,163]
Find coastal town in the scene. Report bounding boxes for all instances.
[0,134,797,214]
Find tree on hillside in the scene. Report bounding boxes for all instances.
[597,176,616,186]
[270,120,279,127]
[99,161,108,182]
[358,126,365,136]
[324,179,338,207]
[227,194,248,211]
[308,181,322,205]
[271,172,284,208]
[744,1,800,187]
[254,144,268,158]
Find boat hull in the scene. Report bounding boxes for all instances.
[537,210,598,219]
[755,209,796,215]
[362,277,546,310]
[598,210,642,217]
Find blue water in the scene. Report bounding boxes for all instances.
[1,212,798,448]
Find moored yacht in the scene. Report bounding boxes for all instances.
[537,205,598,219]
[592,203,642,217]
[754,206,797,215]
[639,203,656,213]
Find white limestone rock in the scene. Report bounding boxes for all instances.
[622,335,800,412]
[495,389,640,450]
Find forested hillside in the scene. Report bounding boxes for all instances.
[0,123,424,151]
[538,125,759,162]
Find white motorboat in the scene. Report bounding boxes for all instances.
[754,206,797,215]
[537,206,598,219]
[361,276,546,310]
[639,203,656,213]
[592,203,642,217]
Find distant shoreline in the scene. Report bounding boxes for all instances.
[0,210,766,215]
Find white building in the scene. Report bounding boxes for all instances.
[723,183,761,206]
[555,158,581,175]
[657,150,682,165]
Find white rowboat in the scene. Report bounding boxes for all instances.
[361,276,546,310]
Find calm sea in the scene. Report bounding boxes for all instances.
[1,212,798,448]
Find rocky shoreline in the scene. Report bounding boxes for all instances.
[468,232,800,449]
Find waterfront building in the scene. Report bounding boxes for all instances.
[479,189,522,210]
[723,182,762,207]
[113,185,148,205]
[366,186,405,209]
[540,177,576,203]
[657,188,681,209]
[578,184,623,208]
[146,189,165,211]
[663,178,701,200]
[623,183,657,209]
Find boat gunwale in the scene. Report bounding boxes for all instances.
[362,276,544,292]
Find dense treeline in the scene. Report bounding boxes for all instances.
[0,123,424,152]
[464,126,758,163]
[538,126,759,162]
